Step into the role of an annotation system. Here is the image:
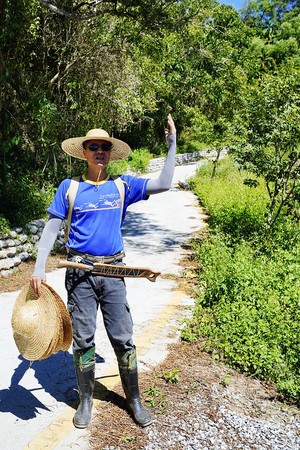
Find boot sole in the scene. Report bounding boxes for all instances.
[73,418,90,429]
[139,418,155,427]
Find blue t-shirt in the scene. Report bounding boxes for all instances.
[48,175,149,256]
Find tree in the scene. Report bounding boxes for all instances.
[172,3,253,175]
[0,0,199,224]
[38,0,184,28]
[231,67,300,230]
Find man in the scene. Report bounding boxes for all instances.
[30,114,176,429]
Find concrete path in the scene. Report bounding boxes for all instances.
[0,163,205,450]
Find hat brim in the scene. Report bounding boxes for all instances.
[44,283,72,352]
[61,135,131,161]
[11,283,72,361]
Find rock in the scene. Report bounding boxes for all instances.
[0,259,14,270]
[19,252,30,261]
[0,269,13,278]
[5,239,15,247]
[18,234,28,244]
[28,225,38,234]
[6,247,17,257]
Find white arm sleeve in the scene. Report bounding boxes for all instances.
[146,134,176,195]
[32,214,63,279]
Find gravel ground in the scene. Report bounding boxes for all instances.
[89,342,300,450]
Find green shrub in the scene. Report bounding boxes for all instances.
[0,176,55,227]
[195,157,238,179]
[264,216,300,252]
[189,159,269,241]
[180,139,209,153]
[182,235,300,401]
[128,148,152,173]
[108,147,152,175]
[182,156,300,401]
[0,215,10,234]
[107,158,129,176]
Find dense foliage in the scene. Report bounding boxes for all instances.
[182,159,300,402]
[1,0,299,226]
[189,158,269,240]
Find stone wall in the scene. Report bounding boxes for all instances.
[0,150,212,278]
[146,150,210,173]
[0,220,67,278]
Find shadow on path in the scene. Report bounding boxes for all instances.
[122,210,190,252]
[0,352,104,420]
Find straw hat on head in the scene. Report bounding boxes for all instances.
[61,128,131,161]
[11,282,72,361]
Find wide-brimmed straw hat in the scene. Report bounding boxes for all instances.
[61,128,131,161]
[11,282,72,361]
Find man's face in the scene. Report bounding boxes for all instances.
[83,139,112,167]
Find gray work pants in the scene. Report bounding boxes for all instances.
[65,260,134,353]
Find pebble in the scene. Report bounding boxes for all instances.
[139,392,300,450]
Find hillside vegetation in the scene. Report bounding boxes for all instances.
[182,158,300,403]
[1,0,299,228]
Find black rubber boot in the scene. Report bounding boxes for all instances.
[73,346,95,429]
[117,347,154,427]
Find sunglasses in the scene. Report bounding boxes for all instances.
[86,142,112,152]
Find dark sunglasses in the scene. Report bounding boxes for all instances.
[86,142,112,152]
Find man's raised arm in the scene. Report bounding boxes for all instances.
[146,114,177,195]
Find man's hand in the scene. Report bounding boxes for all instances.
[30,276,44,297]
[165,113,176,142]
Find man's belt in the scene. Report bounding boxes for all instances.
[57,260,161,282]
[67,249,125,264]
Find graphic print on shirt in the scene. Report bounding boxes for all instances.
[74,192,121,214]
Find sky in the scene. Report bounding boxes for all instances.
[219,0,247,10]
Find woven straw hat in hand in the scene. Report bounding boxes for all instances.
[11,282,72,361]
